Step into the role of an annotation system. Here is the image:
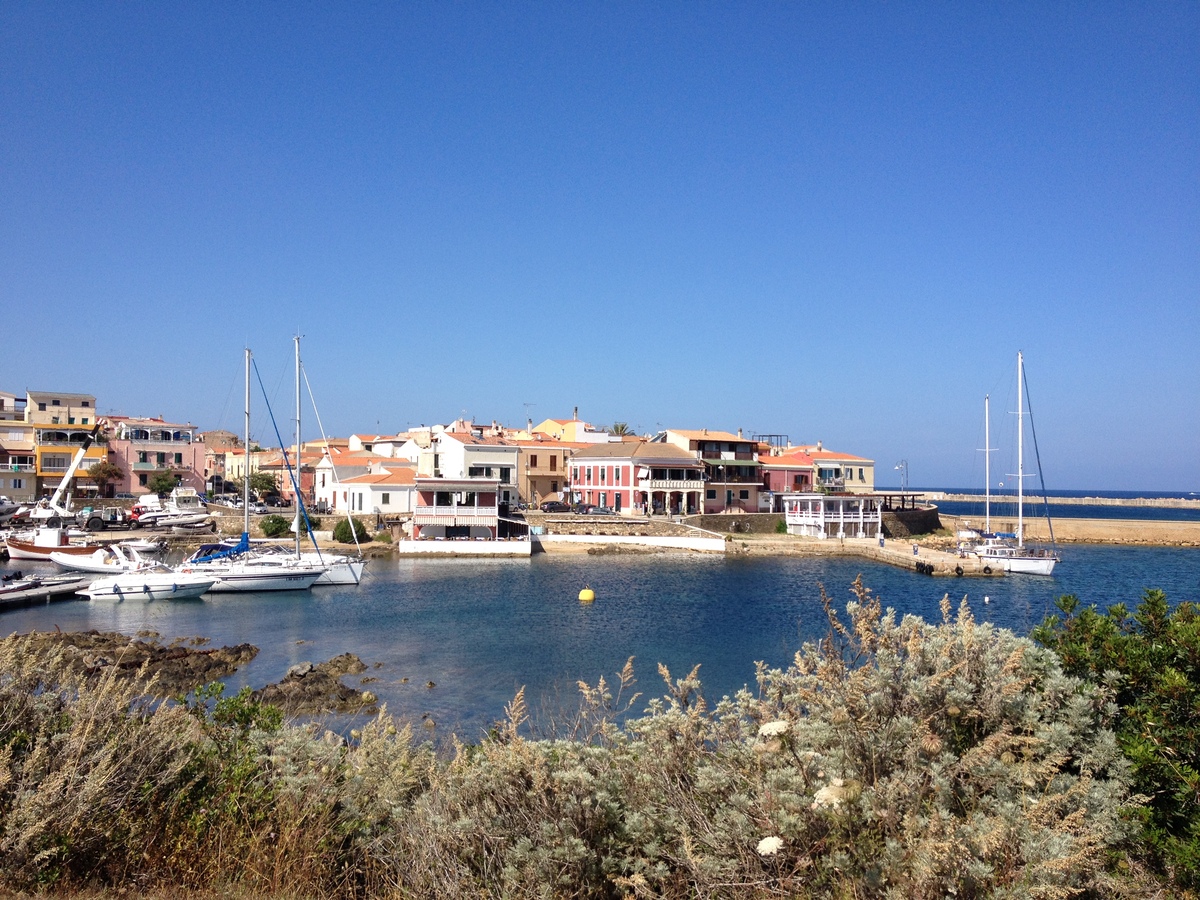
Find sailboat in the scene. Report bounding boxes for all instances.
[180,349,325,592]
[969,352,1060,576]
[282,335,365,586]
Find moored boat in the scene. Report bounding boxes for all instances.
[6,528,98,561]
[50,543,158,574]
[80,570,218,601]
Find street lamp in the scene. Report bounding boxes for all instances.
[894,460,909,492]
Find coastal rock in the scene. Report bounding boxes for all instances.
[252,653,377,716]
[0,630,259,694]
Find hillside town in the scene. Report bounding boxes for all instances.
[0,389,888,540]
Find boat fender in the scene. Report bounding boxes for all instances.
[143,584,151,593]
[983,565,992,575]
[578,586,595,602]
[955,566,963,576]
[172,583,178,593]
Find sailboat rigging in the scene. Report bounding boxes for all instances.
[968,352,1060,576]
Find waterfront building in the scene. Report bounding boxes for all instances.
[569,441,705,516]
[759,447,816,509]
[795,443,876,493]
[24,390,107,498]
[531,411,614,444]
[660,429,763,514]
[105,416,205,496]
[411,431,520,508]
[200,430,240,496]
[513,436,579,506]
[411,475,501,540]
[781,491,884,539]
[0,392,35,503]
[338,461,418,519]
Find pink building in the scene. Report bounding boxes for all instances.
[104,417,205,496]
[567,442,705,516]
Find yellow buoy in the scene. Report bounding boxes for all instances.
[578,586,595,603]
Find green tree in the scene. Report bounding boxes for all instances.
[227,472,279,498]
[608,422,631,436]
[86,460,126,497]
[333,517,370,543]
[1034,590,1200,889]
[146,471,180,494]
[259,514,291,537]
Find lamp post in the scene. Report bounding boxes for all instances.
[894,460,909,493]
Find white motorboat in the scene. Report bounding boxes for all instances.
[968,352,1060,576]
[131,487,212,530]
[80,569,217,601]
[50,543,158,574]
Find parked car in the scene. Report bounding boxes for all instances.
[592,506,616,515]
[265,496,290,508]
[540,500,570,513]
[248,502,269,515]
[571,503,595,515]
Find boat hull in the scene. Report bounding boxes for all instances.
[80,572,217,601]
[182,561,324,592]
[6,536,97,561]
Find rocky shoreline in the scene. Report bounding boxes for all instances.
[0,629,378,715]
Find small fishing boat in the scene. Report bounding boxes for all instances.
[5,527,98,561]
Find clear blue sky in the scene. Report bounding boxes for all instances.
[2,3,1196,491]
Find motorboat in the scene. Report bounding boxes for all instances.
[131,487,212,530]
[50,543,159,574]
[79,569,218,601]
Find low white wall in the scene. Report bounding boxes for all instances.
[394,540,532,557]
[533,534,727,553]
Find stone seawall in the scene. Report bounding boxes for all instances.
[939,513,1200,547]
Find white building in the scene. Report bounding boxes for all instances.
[781,492,883,539]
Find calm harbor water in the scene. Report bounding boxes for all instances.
[2,545,1198,739]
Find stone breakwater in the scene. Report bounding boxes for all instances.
[930,492,1200,509]
[937,513,1200,547]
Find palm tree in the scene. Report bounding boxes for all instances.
[609,422,631,436]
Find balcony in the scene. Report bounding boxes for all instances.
[1,463,36,473]
[413,504,499,526]
[640,478,704,490]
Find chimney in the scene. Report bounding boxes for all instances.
[573,406,578,421]
[737,428,743,438]
[816,440,823,451]
[527,418,533,431]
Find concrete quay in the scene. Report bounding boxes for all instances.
[724,534,1002,576]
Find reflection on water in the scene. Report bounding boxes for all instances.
[2,545,1197,739]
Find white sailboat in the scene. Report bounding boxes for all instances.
[970,352,1060,576]
[180,349,325,592]
[289,335,365,586]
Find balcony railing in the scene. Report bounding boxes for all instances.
[1,463,36,472]
[641,478,705,490]
[414,504,499,525]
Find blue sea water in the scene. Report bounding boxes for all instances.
[2,545,1198,739]
[916,487,1200,523]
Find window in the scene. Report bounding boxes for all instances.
[174,453,183,465]
[600,467,606,484]
[138,451,147,464]
[68,417,75,424]
[549,456,556,471]
[500,467,510,484]
[81,418,88,424]
[550,480,558,492]
[138,474,147,486]
[37,403,46,411]
[530,455,538,468]
[81,400,90,407]
[11,478,22,490]
[858,468,865,481]
[382,493,390,505]
[585,467,592,484]
[51,399,60,406]
[706,489,716,499]
[156,452,166,465]
[599,492,607,506]
[739,489,749,500]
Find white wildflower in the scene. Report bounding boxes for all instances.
[756,835,784,856]
[758,720,789,737]
[811,777,846,810]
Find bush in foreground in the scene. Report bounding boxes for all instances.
[0,580,1141,898]
[333,517,370,544]
[1034,589,1200,891]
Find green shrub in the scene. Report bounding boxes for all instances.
[774,517,788,534]
[258,514,290,537]
[1034,589,1200,890]
[333,517,370,544]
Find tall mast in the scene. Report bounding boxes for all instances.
[295,335,302,555]
[244,348,251,537]
[984,394,992,533]
[1016,351,1025,549]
